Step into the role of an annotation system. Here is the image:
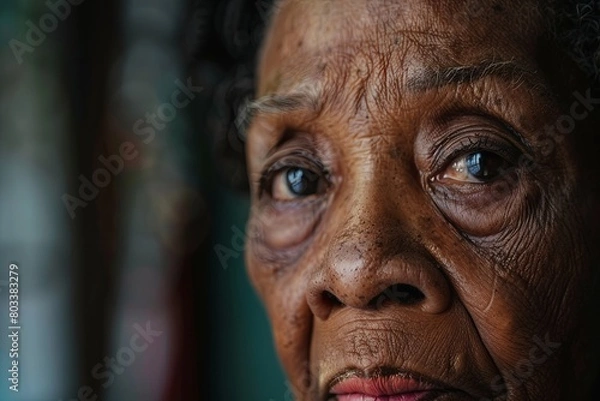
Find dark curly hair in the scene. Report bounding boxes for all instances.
[550,0,600,85]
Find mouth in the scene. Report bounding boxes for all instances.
[326,368,459,401]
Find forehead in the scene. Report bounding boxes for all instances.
[258,0,543,95]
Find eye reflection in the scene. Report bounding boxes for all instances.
[441,151,509,183]
[272,167,321,200]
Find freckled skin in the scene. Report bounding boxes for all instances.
[245,1,600,400]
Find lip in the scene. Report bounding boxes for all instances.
[327,368,456,401]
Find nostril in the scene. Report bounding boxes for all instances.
[369,284,425,309]
[323,290,342,307]
[308,288,345,320]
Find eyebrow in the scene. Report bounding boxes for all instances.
[240,60,551,134]
[236,87,323,136]
[406,60,549,94]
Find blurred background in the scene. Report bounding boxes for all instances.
[0,0,287,399]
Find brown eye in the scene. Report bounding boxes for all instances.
[440,151,510,183]
[271,167,322,200]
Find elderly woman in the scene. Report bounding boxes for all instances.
[242,0,600,400]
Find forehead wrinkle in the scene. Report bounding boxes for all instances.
[261,44,384,121]
[319,47,401,135]
[256,29,554,144]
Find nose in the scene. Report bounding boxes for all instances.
[306,208,452,320]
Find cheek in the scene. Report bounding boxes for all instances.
[420,182,587,395]
[459,211,589,395]
[245,246,316,395]
[268,279,315,398]
[461,275,568,398]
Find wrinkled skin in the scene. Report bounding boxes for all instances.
[244,0,600,400]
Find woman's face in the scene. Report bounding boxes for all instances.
[245,0,600,400]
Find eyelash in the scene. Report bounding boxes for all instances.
[434,134,521,173]
[258,154,328,198]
